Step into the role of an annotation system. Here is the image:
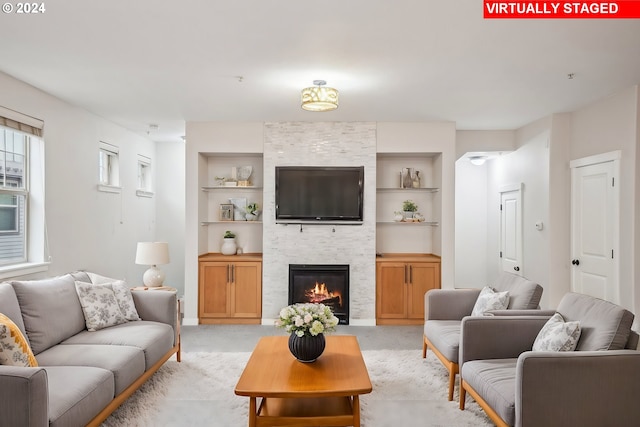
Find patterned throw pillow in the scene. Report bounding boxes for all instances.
[0,312,38,367]
[86,273,141,321]
[111,280,141,321]
[75,281,127,331]
[471,286,510,316]
[533,312,581,352]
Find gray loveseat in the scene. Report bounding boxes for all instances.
[423,272,543,400]
[459,292,640,427]
[0,271,180,427]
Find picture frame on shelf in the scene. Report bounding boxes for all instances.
[219,203,234,221]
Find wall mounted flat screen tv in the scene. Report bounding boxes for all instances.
[275,166,364,223]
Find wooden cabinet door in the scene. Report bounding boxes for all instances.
[407,262,441,319]
[376,262,408,319]
[231,261,262,318]
[199,262,231,318]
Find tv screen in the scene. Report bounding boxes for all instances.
[275,166,364,223]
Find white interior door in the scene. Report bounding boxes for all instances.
[500,184,522,276]
[570,153,619,303]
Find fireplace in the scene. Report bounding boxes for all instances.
[288,264,349,325]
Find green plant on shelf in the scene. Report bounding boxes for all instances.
[402,200,418,212]
[246,202,259,214]
[223,230,236,238]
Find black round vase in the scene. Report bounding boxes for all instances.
[288,332,326,362]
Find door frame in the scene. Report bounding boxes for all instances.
[499,183,523,276]
[569,150,620,303]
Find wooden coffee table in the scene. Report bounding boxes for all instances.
[235,335,372,427]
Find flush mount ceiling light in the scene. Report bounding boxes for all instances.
[301,80,339,112]
[469,156,488,166]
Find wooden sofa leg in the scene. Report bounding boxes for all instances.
[459,380,466,410]
[422,335,428,358]
[448,367,456,401]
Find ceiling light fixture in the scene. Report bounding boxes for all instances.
[301,80,339,112]
[469,156,488,166]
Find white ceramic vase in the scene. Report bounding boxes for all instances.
[221,237,237,255]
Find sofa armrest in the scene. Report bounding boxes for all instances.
[0,366,48,427]
[459,316,551,364]
[424,288,481,320]
[486,309,556,317]
[132,290,177,330]
[517,350,640,426]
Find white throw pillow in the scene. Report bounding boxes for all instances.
[75,281,127,331]
[533,312,581,352]
[471,286,509,316]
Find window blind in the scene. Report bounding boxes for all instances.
[0,106,44,137]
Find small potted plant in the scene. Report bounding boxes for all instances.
[221,230,237,255]
[245,202,260,221]
[402,200,418,219]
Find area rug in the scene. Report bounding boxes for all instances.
[101,350,492,426]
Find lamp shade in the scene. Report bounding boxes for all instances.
[135,242,170,266]
[301,80,339,112]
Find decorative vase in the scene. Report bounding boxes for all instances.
[288,332,326,363]
[403,211,414,219]
[402,168,414,189]
[221,237,237,255]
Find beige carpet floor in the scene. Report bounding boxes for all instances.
[102,350,492,426]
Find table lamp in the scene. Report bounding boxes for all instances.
[135,242,170,287]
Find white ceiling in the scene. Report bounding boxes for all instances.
[1,1,639,143]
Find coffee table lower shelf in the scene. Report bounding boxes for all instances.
[252,395,360,427]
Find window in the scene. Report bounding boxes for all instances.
[98,141,120,192]
[136,155,153,197]
[0,127,29,264]
[0,106,47,277]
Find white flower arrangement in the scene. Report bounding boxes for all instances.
[275,303,339,337]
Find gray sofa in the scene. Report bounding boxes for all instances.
[459,292,640,427]
[0,271,180,427]
[423,272,543,400]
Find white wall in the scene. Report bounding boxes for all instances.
[156,141,186,296]
[0,71,157,283]
[454,159,488,287]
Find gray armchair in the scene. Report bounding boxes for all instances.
[459,292,640,427]
[422,272,543,400]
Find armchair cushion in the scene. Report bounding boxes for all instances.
[557,292,633,351]
[492,272,543,309]
[532,313,581,352]
[471,286,509,316]
[423,320,461,362]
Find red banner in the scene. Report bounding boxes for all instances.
[484,1,640,18]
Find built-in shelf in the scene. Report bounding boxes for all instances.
[201,186,263,191]
[376,187,439,192]
[376,221,439,226]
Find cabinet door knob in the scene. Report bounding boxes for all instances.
[514,266,520,272]
[572,259,580,266]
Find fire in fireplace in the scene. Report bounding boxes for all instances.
[289,264,349,325]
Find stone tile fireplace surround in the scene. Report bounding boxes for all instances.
[263,122,377,325]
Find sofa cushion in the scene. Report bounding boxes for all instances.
[532,313,581,352]
[471,286,509,316]
[461,358,518,427]
[11,275,86,355]
[74,281,127,331]
[37,344,145,395]
[61,321,174,370]
[493,272,543,309]
[0,313,38,367]
[0,283,26,338]
[424,320,462,362]
[557,292,634,351]
[45,366,114,427]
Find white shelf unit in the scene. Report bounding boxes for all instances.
[199,153,264,254]
[376,153,442,254]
